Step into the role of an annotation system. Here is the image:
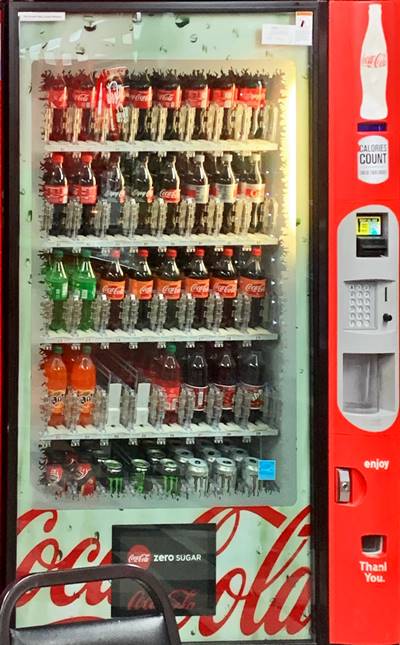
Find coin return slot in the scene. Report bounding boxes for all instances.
[361,535,385,555]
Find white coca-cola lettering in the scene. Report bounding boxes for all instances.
[159,188,180,203]
[101,282,125,300]
[130,89,152,108]
[361,53,387,68]
[161,284,181,297]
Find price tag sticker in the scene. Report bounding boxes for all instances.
[19,12,66,22]
[295,11,313,46]
[258,459,277,481]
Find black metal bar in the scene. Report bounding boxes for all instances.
[12,1,321,13]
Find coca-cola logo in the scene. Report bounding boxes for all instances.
[159,188,180,203]
[102,284,125,299]
[127,544,152,569]
[191,283,209,297]
[46,466,63,483]
[128,588,197,612]
[160,283,181,298]
[139,284,153,298]
[131,90,152,108]
[212,281,237,297]
[362,53,387,68]
[240,279,266,298]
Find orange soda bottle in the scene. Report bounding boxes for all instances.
[44,345,67,427]
[70,344,96,426]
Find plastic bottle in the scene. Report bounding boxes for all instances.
[210,76,236,140]
[44,345,67,427]
[62,345,81,385]
[159,154,181,235]
[72,72,96,141]
[210,153,237,234]
[48,74,68,141]
[70,345,96,426]
[131,153,154,235]
[100,249,126,331]
[183,153,210,234]
[210,247,238,327]
[100,153,125,235]
[213,345,237,423]
[45,250,68,331]
[130,73,153,140]
[239,246,267,327]
[153,343,181,424]
[71,249,97,331]
[238,347,265,422]
[155,248,182,329]
[156,75,182,140]
[246,153,265,233]
[184,248,209,328]
[360,4,388,120]
[184,345,208,423]
[43,153,68,236]
[128,248,153,329]
[182,73,209,139]
[75,153,98,235]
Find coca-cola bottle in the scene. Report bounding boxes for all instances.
[158,154,181,235]
[211,153,237,234]
[210,247,238,327]
[155,248,182,329]
[246,153,265,233]
[131,153,154,235]
[182,72,209,139]
[210,75,236,140]
[183,153,209,234]
[239,247,267,327]
[232,152,250,198]
[43,153,68,236]
[128,248,153,329]
[130,73,153,140]
[213,344,237,423]
[155,74,182,140]
[72,72,96,141]
[184,345,208,423]
[238,347,265,422]
[237,74,263,139]
[48,74,68,141]
[153,343,181,424]
[75,153,98,235]
[100,153,125,235]
[184,248,209,328]
[100,249,126,330]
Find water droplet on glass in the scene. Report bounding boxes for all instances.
[232,28,239,37]
[159,46,168,53]
[175,16,190,28]
[132,12,142,23]
[206,23,211,29]
[190,34,198,43]
[75,44,85,55]
[202,44,208,53]
[226,54,232,60]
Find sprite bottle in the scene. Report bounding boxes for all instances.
[45,249,68,331]
[71,249,97,330]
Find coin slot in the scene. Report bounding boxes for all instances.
[361,535,385,554]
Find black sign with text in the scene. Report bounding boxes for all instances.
[111,523,216,616]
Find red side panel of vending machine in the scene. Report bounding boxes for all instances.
[329,1,400,644]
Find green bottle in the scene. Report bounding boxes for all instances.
[45,250,68,331]
[71,249,97,331]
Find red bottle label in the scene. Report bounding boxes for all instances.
[48,87,68,109]
[183,87,209,108]
[245,183,265,203]
[214,383,236,410]
[157,87,182,109]
[239,276,267,299]
[164,385,181,411]
[75,388,95,415]
[72,88,96,109]
[79,185,98,205]
[130,87,153,108]
[210,183,237,203]
[183,183,209,204]
[46,464,65,485]
[238,86,263,109]
[211,277,238,299]
[185,384,208,411]
[237,181,247,197]
[155,278,182,300]
[241,383,264,410]
[128,278,153,300]
[159,188,181,203]
[211,86,235,108]
[44,185,68,205]
[100,279,126,300]
[184,277,210,299]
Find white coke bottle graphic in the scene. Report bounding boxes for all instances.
[360,3,388,120]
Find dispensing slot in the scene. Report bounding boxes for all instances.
[343,353,395,414]
[356,213,387,257]
[361,535,385,555]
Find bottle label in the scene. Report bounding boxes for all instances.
[73,280,97,302]
[246,183,265,203]
[72,88,95,109]
[239,276,267,299]
[183,183,210,204]
[214,383,236,410]
[44,185,68,205]
[157,87,182,109]
[48,281,68,301]
[48,389,65,415]
[79,185,98,205]
[102,187,126,204]
[211,277,238,299]
[361,53,387,68]
[106,80,125,108]
[183,87,209,108]
[211,182,237,203]
[100,279,126,301]
[241,383,264,410]
[159,188,181,203]
[129,278,153,300]
[238,86,263,108]
[75,389,95,415]
[184,277,210,299]
[48,87,68,109]
[130,87,153,109]
[184,384,208,411]
[155,278,182,300]
[211,86,235,108]
[163,385,180,412]
[131,188,154,203]
[237,181,247,197]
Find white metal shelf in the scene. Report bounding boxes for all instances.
[39,420,279,446]
[40,232,278,251]
[40,326,278,345]
[44,139,278,154]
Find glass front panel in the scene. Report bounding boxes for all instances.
[16,9,312,641]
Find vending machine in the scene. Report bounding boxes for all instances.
[4,2,329,644]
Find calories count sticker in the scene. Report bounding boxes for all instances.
[358,135,389,184]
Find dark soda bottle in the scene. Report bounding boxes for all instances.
[131,153,154,235]
[232,152,249,199]
[238,347,265,422]
[45,250,68,331]
[158,154,180,235]
[239,246,267,327]
[43,153,68,236]
[184,345,208,423]
[48,74,68,141]
[153,343,182,424]
[72,72,95,141]
[184,248,209,328]
[246,153,265,233]
[128,248,153,329]
[71,249,97,331]
[210,76,236,140]
[210,153,237,234]
[155,248,182,329]
[130,73,153,140]
[182,72,209,139]
[156,76,182,140]
[210,247,238,328]
[100,153,125,235]
[237,74,263,139]
[183,153,209,234]
[100,249,126,331]
[75,153,98,235]
[213,345,237,423]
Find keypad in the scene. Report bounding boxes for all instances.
[347,282,375,330]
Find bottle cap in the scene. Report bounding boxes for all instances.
[252,153,261,161]
[54,249,64,259]
[195,248,205,257]
[52,153,64,164]
[81,153,93,163]
[166,343,177,355]
[194,153,205,162]
[138,248,149,258]
[82,345,92,356]
[223,247,234,257]
[252,246,262,256]
[111,248,121,259]
[53,345,63,355]
[81,249,91,259]
[222,153,233,162]
[167,248,177,258]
